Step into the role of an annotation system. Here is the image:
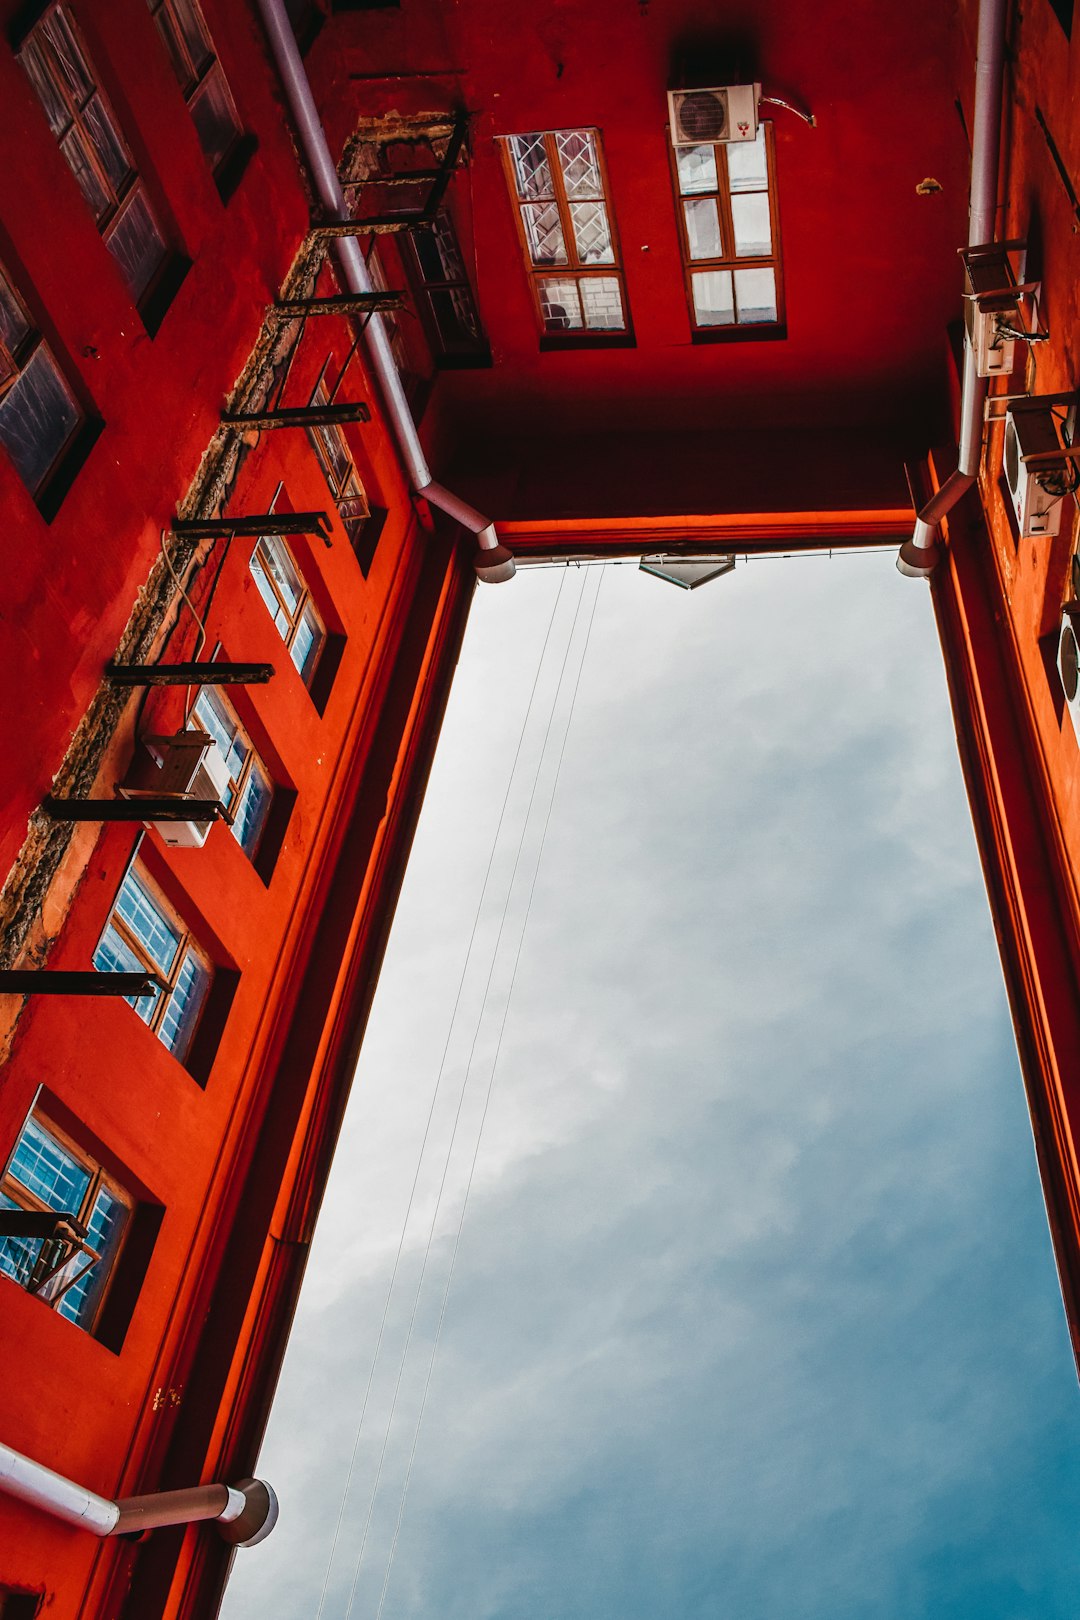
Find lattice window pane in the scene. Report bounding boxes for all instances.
[691,269,735,327]
[60,127,112,219]
[290,603,324,682]
[233,759,272,855]
[521,202,567,265]
[0,344,81,494]
[0,273,32,355]
[683,198,723,261]
[256,535,303,617]
[556,130,602,199]
[511,135,554,199]
[82,94,132,192]
[538,278,583,331]
[676,144,718,197]
[9,1118,92,1212]
[158,949,209,1056]
[734,266,777,323]
[580,277,625,331]
[169,0,215,79]
[0,1193,41,1289]
[731,192,772,258]
[727,127,769,192]
[569,201,614,264]
[93,921,161,1026]
[56,1185,126,1324]
[114,868,181,975]
[429,287,481,345]
[106,189,168,301]
[40,8,95,104]
[21,37,71,136]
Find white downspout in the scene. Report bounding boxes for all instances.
[897,0,1008,577]
[255,0,515,584]
[0,1440,278,1548]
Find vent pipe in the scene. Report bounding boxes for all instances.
[0,1439,277,1547]
[897,0,1008,577]
[256,0,514,583]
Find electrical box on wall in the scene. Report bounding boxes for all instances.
[667,85,761,146]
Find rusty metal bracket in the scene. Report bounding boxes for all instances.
[44,796,231,823]
[171,511,332,540]
[271,292,406,317]
[0,970,170,997]
[222,403,370,430]
[106,662,275,687]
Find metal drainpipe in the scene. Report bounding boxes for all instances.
[255,0,515,585]
[0,1439,278,1547]
[897,0,1008,578]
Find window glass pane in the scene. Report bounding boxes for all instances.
[9,1117,91,1212]
[189,66,240,172]
[41,9,95,104]
[192,689,243,796]
[82,94,132,192]
[0,343,81,494]
[60,127,112,219]
[692,269,735,327]
[580,277,626,331]
[428,287,482,347]
[291,602,324,683]
[312,420,353,497]
[676,144,718,196]
[152,4,195,89]
[169,0,215,78]
[734,266,778,323]
[537,278,583,331]
[114,867,181,975]
[556,130,602,199]
[21,38,71,136]
[419,214,465,282]
[158,949,209,1057]
[57,1185,126,1324]
[510,134,554,199]
[569,201,614,264]
[94,919,163,1026]
[683,198,723,261]
[727,127,769,192]
[521,202,567,266]
[249,549,288,633]
[256,536,302,617]
[233,759,272,855]
[105,189,168,302]
[0,1192,42,1289]
[0,273,32,355]
[730,192,772,258]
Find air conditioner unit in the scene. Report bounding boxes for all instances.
[668,84,761,146]
[1003,406,1066,539]
[1057,606,1080,734]
[962,245,1022,378]
[128,730,232,849]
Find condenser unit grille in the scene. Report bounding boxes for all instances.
[675,91,729,143]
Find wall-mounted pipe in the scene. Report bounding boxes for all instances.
[0,1440,277,1547]
[897,0,1008,578]
[255,0,514,583]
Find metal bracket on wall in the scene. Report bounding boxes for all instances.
[44,796,231,823]
[105,662,275,687]
[0,970,170,997]
[221,403,370,430]
[271,291,406,317]
[171,511,332,541]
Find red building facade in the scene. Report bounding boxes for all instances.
[1,0,1078,1616]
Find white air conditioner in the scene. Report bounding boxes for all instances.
[1003,406,1066,540]
[668,84,760,146]
[126,730,232,849]
[1058,606,1080,735]
[965,301,1017,379]
[962,245,1022,379]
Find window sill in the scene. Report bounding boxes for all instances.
[539,331,636,352]
[691,323,788,345]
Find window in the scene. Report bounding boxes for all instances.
[189,687,272,856]
[145,0,244,181]
[20,4,169,305]
[0,263,83,498]
[249,534,326,686]
[404,210,489,365]
[0,1108,131,1334]
[501,129,629,340]
[92,862,211,1061]
[671,125,783,335]
[308,379,372,550]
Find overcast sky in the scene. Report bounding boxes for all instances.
[221,550,1080,1620]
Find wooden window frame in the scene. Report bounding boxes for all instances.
[499,128,633,349]
[19,3,172,312]
[93,860,212,1060]
[249,532,327,687]
[669,123,786,342]
[0,1107,132,1336]
[144,0,248,195]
